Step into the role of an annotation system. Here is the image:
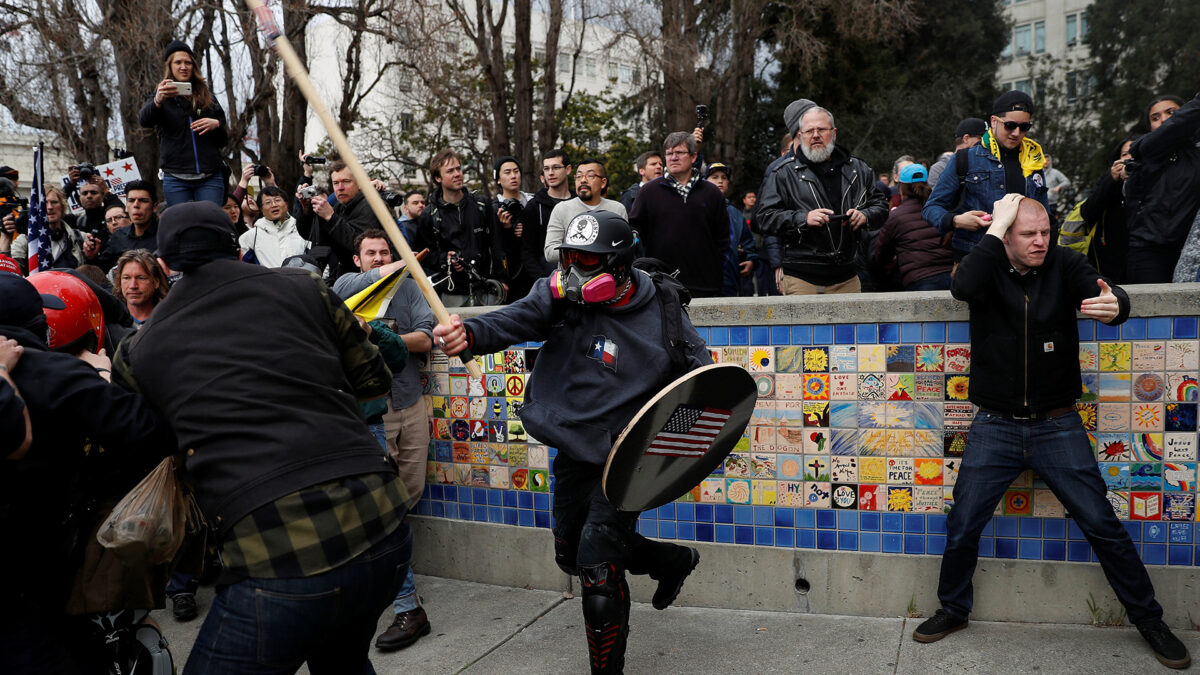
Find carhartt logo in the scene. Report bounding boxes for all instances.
[1044,341,1054,352]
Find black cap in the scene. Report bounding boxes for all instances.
[992,90,1034,116]
[955,117,987,138]
[157,201,237,266]
[0,166,17,183]
[705,162,732,179]
[0,272,62,328]
[163,39,196,63]
[493,155,519,183]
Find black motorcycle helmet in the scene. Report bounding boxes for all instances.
[555,209,637,284]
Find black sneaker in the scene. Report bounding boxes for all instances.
[652,547,699,610]
[1138,620,1191,669]
[171,593,199,622]
[912,610,967,643]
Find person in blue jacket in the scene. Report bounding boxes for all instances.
[434,210,709,674]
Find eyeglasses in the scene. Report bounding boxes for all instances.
[576,171,603,181]
[542,165,565,173]
[1001,121,1033,133]
[800,127,833,136]
[664,151,692,159]
[106,214,130,223]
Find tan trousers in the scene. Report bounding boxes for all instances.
[780,273,861,295]
[384,397,430,507]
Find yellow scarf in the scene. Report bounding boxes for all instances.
[983,130,1046,177]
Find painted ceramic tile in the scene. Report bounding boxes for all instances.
[802,374,830,400]
[830,456,859,483]
[859,429,889,456]
[945,375,970,401]
[1106,490,1130,519]
[752,399,779,426]
[804,482,831,509]
[914,457,944,485]
[721,347,749,367]
[470,420,492,443]
[944,430,968,456]
[886,429,917,456]
[450,419,472,442]
[829,345,857,373]
[778,454,804,480]
[469,465,490,487]
[802,455,830,481]
[749,347,775,372]
[1133,373,1166,402]
[1165,403,1198,431]
[1163,493,1196,521]
[506,443,527,467]
[468,375,486,397]
[1008,470,1032,488]
[708,349,721,363]
[914,344,945,372]
[859,402,886,429]
[507,397,524,420]
[504,374,525,397]
[449,396,469,419]
[913,486,943,512]
[750,425,775,453]
[942,487,956,512]
[529,469,551,491]
[488,443,508,465]
[915,374,944,401]
[775,346,803,373]
[489,466,510,488]
[914,402,942,430]
[1164,433,1198,461]
[506,420,527,443]
[776,373,804,400]
[429,350,451,371]
[485,397,507,420]
[504,349,527,373]
[1168,374,1199,402]
[912,430,943,457]
[1131,432,1164,461]
[527,444,549,468]
[1098,373,1131,402]
[831,429,858,456]
[803,429,830,454]
[1166,341,1199,371]
[450,374,470,396]
[943,403,975,428]
[887,374,916,401]
[724,453,750,477]
[1032,489,1065,518]
[1130,492,1162,520]
[1162,462,1196,491]
[484,374,505,397]
[753,480,778,506]
[1102,463,1131,491]
[1097,403,1130,431]
[1130,462,1163,489]
[1077,402,1098,431]
[700,478,726,503]
[803,347,829,373]
[831,484,858,509]
[470,397,489,419]
[884,401,914,428]
[857,373,886,401]
[754,374,776,401]
[777,481,805,506]
[726,479,752,504]
[1132,403,1164,431]
[943,458,960,486]
[775,425,806,452]
[433,441,453,463]
[945,345,971,373]
[830,373,857,400]
[1003,489,1032,516]
[1096,433,1132,461]
[1099,342,1132,372]
[858,484,882,511]
[859,456,888,483]
[1078,343,1099,371]
[452,463,472,485]
[752,454,777,478]
[803,401,831,427]
[1132,342,1165,371]
[886,457,915,484]
[858,345,886,372]
[887,486,914,512]
[830,402,857,428]
[484,352,503,373]
[885,345,915,372]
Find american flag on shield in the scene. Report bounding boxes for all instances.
[26,143,51,273]
[645,405,731,457]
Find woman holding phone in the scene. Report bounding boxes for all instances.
[138,40,228,207]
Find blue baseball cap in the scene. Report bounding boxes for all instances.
[898,164,928,184]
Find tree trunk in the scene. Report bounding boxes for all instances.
[512,0,536,192]
[660,0,700,134]
[275,0,312,194]
[538,0,563,155]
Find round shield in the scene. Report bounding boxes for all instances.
[603,363,757,512]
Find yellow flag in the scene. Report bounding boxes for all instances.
[346,266,410,321]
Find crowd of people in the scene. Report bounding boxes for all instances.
[1,35,1199,673]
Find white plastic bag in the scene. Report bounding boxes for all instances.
[96,456,188,565]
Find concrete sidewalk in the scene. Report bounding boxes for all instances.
[154,575,1196,674]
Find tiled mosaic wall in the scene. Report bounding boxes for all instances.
[414,316,1200,566]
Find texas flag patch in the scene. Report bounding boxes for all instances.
[588,335,619,371]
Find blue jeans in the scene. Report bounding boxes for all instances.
[906,271,951,291]
[184,520,412,674]
[163,174,226,208]
[167,570,199,597]
[937,410,1162,625]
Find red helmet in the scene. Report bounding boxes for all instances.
[27,270,105,353]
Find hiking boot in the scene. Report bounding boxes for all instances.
[1138,620,1191,669]
[375,607,431,651]
[652,547,699,610]
[171,593,199,623]
[912,610,968,643]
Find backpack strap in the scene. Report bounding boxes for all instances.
[653,278,691,377]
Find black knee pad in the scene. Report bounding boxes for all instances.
[554,536,578,575]
[578,522,629,569]
[579,562,630,674]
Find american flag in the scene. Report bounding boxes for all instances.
[645,405,731,457]
[26,143,50,273]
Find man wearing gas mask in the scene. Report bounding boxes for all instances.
[433,210,711,674]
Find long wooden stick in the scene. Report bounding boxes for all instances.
[246,0,481,378]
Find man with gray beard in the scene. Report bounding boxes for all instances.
[756,105,886,294]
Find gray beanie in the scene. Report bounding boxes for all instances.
[784,99,817,136]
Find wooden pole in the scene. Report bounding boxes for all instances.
[246,0,481,378]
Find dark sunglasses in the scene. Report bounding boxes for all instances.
[1001,121,1033,133]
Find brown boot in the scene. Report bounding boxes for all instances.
[375,607,431,651]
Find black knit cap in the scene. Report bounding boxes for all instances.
[158,201,237,270]
[493,155,519,182]
[163,39,196,63]
[992,90,1034,116]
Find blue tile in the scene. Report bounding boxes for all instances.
[715,524,734,544]
[1148,317,1173,339]
[754,506,774,527]
[1123,522,1141,541]
[694,327,709,343]
[816,510,837,529]
[882,533,903,553]
[927,535,946,555]
[734,505,754,525]
[834,324,855,344]
[859,513,881,531]
[904,514,925,533]
[709,326,730,346]
[755,527,774,546]
[792,325,812,345]
[927,514,947,535]
[677,521,695,540]
[774,507,795,528]
[503,491,518,508]
[1096,321,1119,340]
[1143,543,1167,565]
[1169,545,1192,566]
[518,491,533,509]
[947,322,971,343]
[837,510,858,530]
[838,531,859,550]
[1144,522,1168,543]
[1043,518,1067,540]
[534,493,550,510]
[1170,523,1193,544]
[994,516,1019,538]
[750,326,770,344]
[981,521,993,536]
[443,485,458,502]
[637,520,656,536]
[1067,541,1092,562]
[774,528,795,547]
[796,510,815,528]
[1068,520,1085,540]
[474,504,488,521]
[904,534,925,555]
[473,487,488,504]
[489,506,504,523]
[882,513,903,533]
[1043,540,1066,560]
[518,509,534,527]
[429,484,443,500]
[695,504,714,522]
[817,530,838,550]
[879,323,900,344]
[429,501,443,517]
[534,510,551,528]
[696,523,714,542]
[1019,518,1041,538]
[657,503,676,520]
[715,505,734,524]
[900,323,922,344]
[860,532,881,552]
[856,324,878,344]
[923,322,946,343]
[1076,319,1094,341]
[813,325,834,345]
[503,508,519,525]
[1018,539,1041,560]
[798,529,816,549]
[995,538,1018,558]
[488,489,503,506]
[728,326,749,345]
[659,520,677,539]
[676,503,694,522]
[1121,318,1146,340]
[978,537,995,557]
[771,326,791,344]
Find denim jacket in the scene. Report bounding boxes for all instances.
[923,143,1050,255]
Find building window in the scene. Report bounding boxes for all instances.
[558,55,570,74]
[608,61,618,81]
[585,57,597,78]
[1066,14,1077,47]
[1080,10,1089,41]
[1014,23,1032,56]
[1034,21,1045,54]
[534,49,545,64]
[400,113,413,132]
[619,64,632,84]
[1014,79,1033,95]
[632,67,641,85]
